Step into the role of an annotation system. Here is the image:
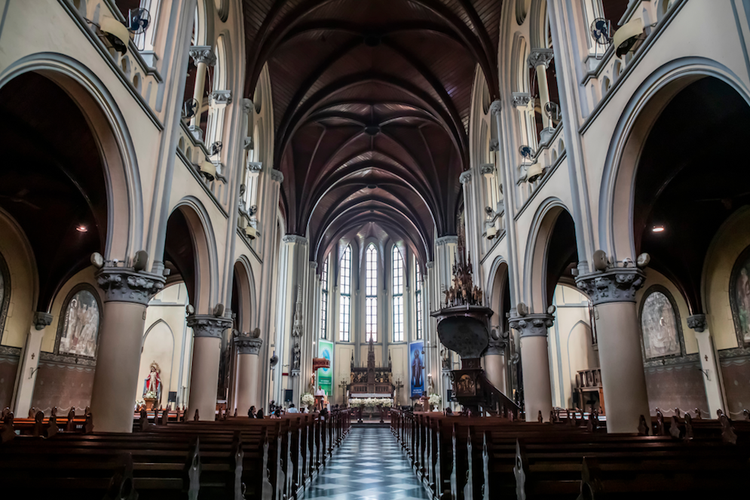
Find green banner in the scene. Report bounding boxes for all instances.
[317,340,333,397]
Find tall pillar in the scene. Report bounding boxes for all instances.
[484,335,507,393]
[459,170,482,288]
[577,268,650,433]
[13,312,52,416]
[91,267,165,432]
[687,314,727,416]
[186,315,233,421]
[187,46,216,142]
[235,333,263,415]
[510,313,554,421]
[528,48,555,144]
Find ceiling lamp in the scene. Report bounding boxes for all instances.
[652,225,665,233]
[76,225,88,233]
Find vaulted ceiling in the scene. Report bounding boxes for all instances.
[242,0,502,265]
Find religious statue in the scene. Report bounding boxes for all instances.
[143,362,161,400]
[292,342,301,371]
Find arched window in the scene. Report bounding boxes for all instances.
[0,252,9,336]
[366,244,378,342]
[392,247,404,342]
[56,285,102,359]
[339,246,352,342]
[415,260,423,341]
[320,255,329,339]
[639,286,683,359]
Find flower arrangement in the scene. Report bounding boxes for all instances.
[301,393,315,408]
[428,394,441,408]
[144,391,157,400]
[349,398,393,408]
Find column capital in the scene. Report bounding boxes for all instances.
[509,313,554,338]
[189,45,216,66]
[436,236,458,246]
[426,261,434,269]
[242,98,254,115]
[96,267,166,305]
[687,314,707,333]
[511,92,531,108]
[528,48,554,69]
[270,169,284,183]
[187,314,233,338]
[481,163,496,175]
[489,100,502,116]
[310,261,318,269]
[575,267,646,305]
[486,330,508,355]
[283,234,308,245]
[33,312,53,331]
[459,171,472,184]
[235,334,263,355]
[210,90,232,106]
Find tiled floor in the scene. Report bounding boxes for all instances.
[306,427,431,500]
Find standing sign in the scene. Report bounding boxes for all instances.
[409,340,425,398]
[318,340,334,397]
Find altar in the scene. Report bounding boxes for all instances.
[347,339,394,401]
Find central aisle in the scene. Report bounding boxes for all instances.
[306,426,431,500]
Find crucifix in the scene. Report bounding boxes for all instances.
[394,378,404,405]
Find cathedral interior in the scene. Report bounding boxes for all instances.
[3,0,750,497]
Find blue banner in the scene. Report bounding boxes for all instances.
[409,341,425,398]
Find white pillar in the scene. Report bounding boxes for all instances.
[235,335,263,415]
[528,48,555,144]
[484,337,507,394]
[187,46,216,142]
[577,268,650,433]
[12,312,52,416]
[510,313,554,422]
[687,314,726,416]
[91,267,166,432]
[186,315,233,421]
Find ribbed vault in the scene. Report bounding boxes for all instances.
[242,0,502,265]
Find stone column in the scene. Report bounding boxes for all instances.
[234,334,263,415]
[186,315,233,421]
[484,335,507,394]
[576,268,650,433]
[91,267,165,432]
[510,313,554,421]
[687,314,727,416]
[528,48,555,144]
[459,170,482,287]
[188,46,216,142]
[13,312,52,416]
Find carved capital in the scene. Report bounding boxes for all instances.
[687,314,707,333]
[235,335,263,355]
[247,161,262,173]
[210,90,232,106]
[283,235,308,245]
[509,313,554,338]
[528,48,554,69]
[426,261,434,269]
[459,171,472,184]
[436,236,458,246]
[96,267,166,305]
[489,100,502,116]
[187,314,232,339]
[242,98,254,115]
[243,137,254,151]
[33,312,53,331]
[511,92,531,108]
[270,169,284,183]
[481,163,496,175]
[310,261,318,269]
[575,268,646,305]
[489,138,499,152]
[189,45,216,66]
[486,330,508,355]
